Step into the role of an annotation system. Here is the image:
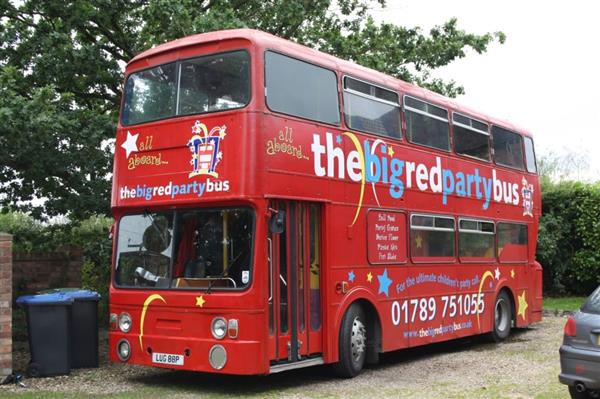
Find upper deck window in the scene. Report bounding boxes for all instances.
[343,77,401,138]
[453,112,490,161]
[523,136,537,173]
[122,62,178,125]
[265,51,340,125]
[121,50,250,126]
[404,96,450,151]
[492,125,525,169]
[178,51,250,116]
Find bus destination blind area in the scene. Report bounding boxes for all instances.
[368,210,407,264]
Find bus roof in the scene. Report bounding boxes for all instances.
[129,28,533,138]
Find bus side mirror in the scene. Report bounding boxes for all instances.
[269,211,285,234]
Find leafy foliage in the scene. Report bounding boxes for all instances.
[72,215,113,311]
[538,181,600,295]
[0,211,70,253]
[0,211,111,256]
[0,0,504,218]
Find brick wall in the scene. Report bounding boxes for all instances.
[0,233,12,378]
[13,250,82,298]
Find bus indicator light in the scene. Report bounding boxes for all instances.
[228,319,239,339]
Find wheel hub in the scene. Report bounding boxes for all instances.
[351,317,366,362]
[495,298,509,332]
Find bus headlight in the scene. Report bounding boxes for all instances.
[209,345,227,369]
[119,312,132,333]
[211,317,227,340]
[117,339,131,361]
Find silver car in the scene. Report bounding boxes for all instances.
[559,286,600,398]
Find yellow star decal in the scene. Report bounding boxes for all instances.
[415,234,423,248]
[510,269,515,279]
[195,295,206,308]
[387,145,395,157]
[367,272,373,283]
[517,291,528,321]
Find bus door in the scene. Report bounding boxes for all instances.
[268,201,323,365]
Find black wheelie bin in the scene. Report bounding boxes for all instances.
[16,292,74,377]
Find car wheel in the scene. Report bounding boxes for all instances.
[334,303,367,378]
[490,291,512,342]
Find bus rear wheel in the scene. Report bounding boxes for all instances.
[490,291,512,342]
[334,303,367,378]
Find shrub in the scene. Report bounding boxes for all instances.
[539,181,600,295]
[72,215,112,325]
[0,211,46,253]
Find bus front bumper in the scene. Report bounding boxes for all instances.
[109,331,266,375]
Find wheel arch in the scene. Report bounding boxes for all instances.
[497,284,516,326]
[329,288,383,364]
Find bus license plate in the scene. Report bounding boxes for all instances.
[152,352,184,366]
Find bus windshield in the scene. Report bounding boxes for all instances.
[114,207,254,290]
[121,50,250,126]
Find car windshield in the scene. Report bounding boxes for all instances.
[121,50,250,125]
[114,208,254,290]
[582,286,600,314]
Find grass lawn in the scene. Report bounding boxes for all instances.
[543,296,586,312]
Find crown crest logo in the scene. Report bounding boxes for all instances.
[187,120,227,178]
[521,177,534,217]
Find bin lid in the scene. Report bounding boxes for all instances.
[63,289,101,300]
[37,287,81,294]
[38,288,101,300]
[16,292,74,306]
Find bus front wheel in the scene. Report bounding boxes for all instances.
[490,291,512,342]
[334,303,367,378]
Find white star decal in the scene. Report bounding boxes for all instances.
[494,267,501,280]
[121,131,139,158]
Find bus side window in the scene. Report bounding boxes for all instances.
[410,214,455,262]
[453,112,490,161]
[265,51,340,125]
[458,219,495,262]
[523,136,537,173]
[404,96,450,151]
[343,76,401,139]
[492,126,525,170]
[497,222,528,263]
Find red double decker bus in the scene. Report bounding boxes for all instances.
[109,29,542,377]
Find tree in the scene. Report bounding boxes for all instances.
[538,150,591,187]
[0,0,505,219]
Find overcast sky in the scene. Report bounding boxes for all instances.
[370,0,600,180]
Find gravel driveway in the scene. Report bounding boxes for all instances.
[1,315,568,398]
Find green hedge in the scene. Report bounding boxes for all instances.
[538,181,600,295]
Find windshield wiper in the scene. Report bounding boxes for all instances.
[206,265,229,295]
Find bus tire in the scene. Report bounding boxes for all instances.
[490,291,512,342]
[334,303,367,378]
